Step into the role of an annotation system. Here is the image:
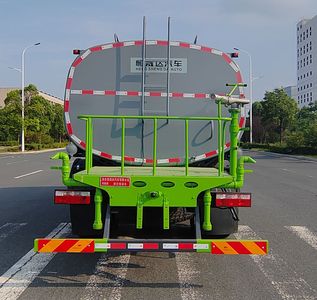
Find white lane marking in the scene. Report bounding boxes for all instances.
[0,223,27,242]
[82,254,130,300]
[175,252,203,300]
[0,223,71,300]
[14,170,43,179]
[235,225,317,300]
[281,168,296,174]
[6,160,29,165]
[0,156,14,160]
[286,226,317,250]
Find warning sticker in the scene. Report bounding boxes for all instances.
[100,177,131,187]
[131,58,187,73]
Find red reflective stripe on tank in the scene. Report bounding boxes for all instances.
[66,78,73,89]
[236,71,243,83]
[205,150,217,158]
[179,243,194,250]
[169,157,181,163]
[72,57,83,67]
[100,152,112,159]
[149,92,162,97]
[201,46,212,52]
[179,42,190,48]
[124,156,135,162]
[145,158,154,163]
[80,141,86,148]
[127,91,139,96]
[143,243,159,250]
[225,142,231,148]
[110,243,126,249]
[105,90,116,96]
[90,46,102,52]
[113,42,124,48]
[239,117,245,128]
[157,40,168,46]
[66,123,73,135]
[194,93,206,98]
[134,40,144,46]
[222,53,232,64]
[82,90,93,95]
[172,92,184,98]
[64,101,69,112]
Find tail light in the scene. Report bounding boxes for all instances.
[215,193,251,207]
[54,190,90,204]
[73,49,81,55]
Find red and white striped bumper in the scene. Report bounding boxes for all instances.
[34,239,269,255]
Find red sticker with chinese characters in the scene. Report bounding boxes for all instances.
[100,177,131,187]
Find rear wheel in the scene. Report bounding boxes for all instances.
[69,158,107,238]
[199,188,239,239]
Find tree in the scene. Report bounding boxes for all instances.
[261,88,298,144]
[0,84,66,145]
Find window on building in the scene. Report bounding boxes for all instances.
[304,74,306,78]
[310,83,313,87]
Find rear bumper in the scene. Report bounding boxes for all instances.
[34,238,268,255]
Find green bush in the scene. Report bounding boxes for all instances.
[285,131,305,148]
[240,142,269,149]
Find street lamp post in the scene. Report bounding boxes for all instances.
[234,47,253,143]
[21,43,40,152]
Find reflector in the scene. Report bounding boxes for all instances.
[215,193,251,207]
[54,190,90,204]
[73,49,81,55]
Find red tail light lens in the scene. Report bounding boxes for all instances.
[73,49,81,55]
[54,190,90,204]
[215,193,251,207]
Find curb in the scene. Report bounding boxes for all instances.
[0,148,66,155]
[246,149,317,163]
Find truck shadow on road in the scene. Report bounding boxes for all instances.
[27,253,203,290]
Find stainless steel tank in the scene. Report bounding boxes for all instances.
[64,40,245,165]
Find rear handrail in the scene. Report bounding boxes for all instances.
[78,114,232,176]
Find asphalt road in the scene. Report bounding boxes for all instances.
[0,150,316,300]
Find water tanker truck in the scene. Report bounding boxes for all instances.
[34,18,268,255]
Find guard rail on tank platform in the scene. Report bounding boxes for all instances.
[78,113,232,177]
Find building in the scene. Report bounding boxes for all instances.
[283,85,297,100]
[297,15,317,108]
[0,87,63,108]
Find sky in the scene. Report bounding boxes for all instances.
[0,0,316,100]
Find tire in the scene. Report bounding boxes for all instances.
[69,158,107,238]
[199,188,239,239]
